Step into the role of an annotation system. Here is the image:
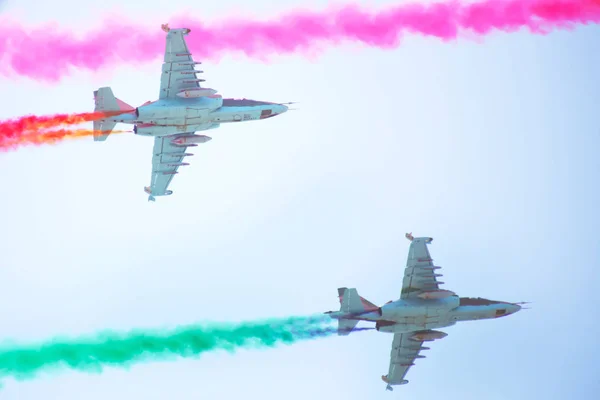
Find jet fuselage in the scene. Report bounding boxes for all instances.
[107,95,288,137]
[328,296,521,334]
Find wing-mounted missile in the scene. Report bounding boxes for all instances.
[170,135,212,146]
[417,289,455,300]
[409,330,447,341]
[420,266,442,270]
[176,88,218,98]
[179,79,205,84]
[157,152,194,157]
[160,162,190,167]
[416,273,443,278]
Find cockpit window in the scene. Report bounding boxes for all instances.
[495,309,507,316]
[222,98,273,107]
[459,297,501,306]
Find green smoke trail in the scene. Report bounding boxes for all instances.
[0,315,370,382]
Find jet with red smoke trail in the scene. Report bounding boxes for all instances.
[93,23,290,201]
[324,234,528,391]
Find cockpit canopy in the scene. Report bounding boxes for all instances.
[459,297,503,306]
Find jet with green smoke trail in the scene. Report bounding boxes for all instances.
[324,233,528,391]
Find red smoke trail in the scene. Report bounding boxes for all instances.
[0,0,598,81]
[0,128,128,150]
[1,110,125,133]
[0,111,128,150]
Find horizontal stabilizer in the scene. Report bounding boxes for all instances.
[93,87,133,142]
[336,287,379,336]
[93,120,117,142]
[338,319,359,336]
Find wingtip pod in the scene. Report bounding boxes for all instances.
[382,376,408,391]
[161,23,191,34]
[405,233,433,243]
[145,186,173,201]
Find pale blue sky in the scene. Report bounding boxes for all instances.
[1,0,599,399]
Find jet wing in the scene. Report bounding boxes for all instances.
[144,133,194,201]
[159,26,204,100]
[400,235,445,299]
[382,331,441,390]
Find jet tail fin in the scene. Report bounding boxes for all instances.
[336,287,379,336]
[93,87,133,142]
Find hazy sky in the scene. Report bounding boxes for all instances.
[0,0,599,399]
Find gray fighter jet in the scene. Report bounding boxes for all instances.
[92,24,289,201]
[325,233,526,391]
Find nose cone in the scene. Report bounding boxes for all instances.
[508,304,522,314]
[274,104,288,115]
[494,303,522,318]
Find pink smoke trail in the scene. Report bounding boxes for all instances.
[0,0,599,81]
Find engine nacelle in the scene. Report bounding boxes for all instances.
[375,320,398,333]
[409,330,447,342]
[135,106,210,125]
[205,95,223,110]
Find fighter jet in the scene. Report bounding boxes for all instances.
[325,233,526,391]
[92,24,289,201]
